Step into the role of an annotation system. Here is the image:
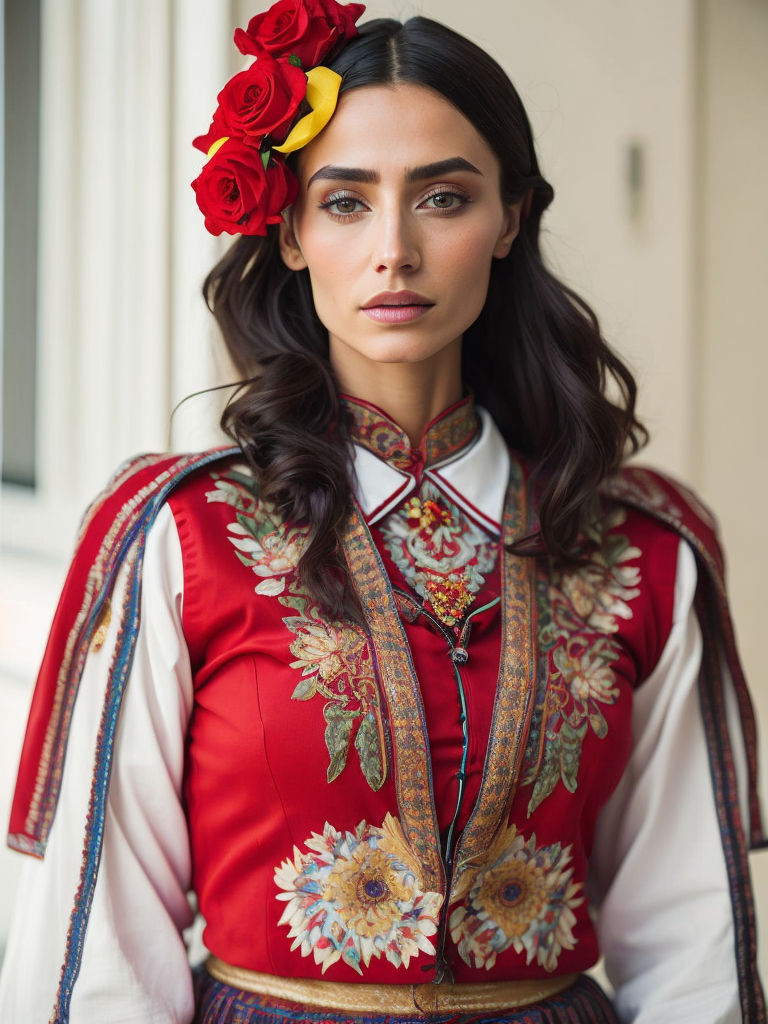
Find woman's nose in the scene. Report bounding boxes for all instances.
[370,207,421,273]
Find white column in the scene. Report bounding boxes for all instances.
[3,0,235,556]
[169,0,237,453]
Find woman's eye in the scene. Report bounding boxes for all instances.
[420,190,469,212]
[320,194,365,217]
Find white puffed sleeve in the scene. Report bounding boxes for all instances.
[589,538,748,1023]
[0,503,196,1024]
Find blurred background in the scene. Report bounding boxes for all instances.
[1,0,766,977]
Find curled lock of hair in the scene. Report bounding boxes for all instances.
[205,231,356,619]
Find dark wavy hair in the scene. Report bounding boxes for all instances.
[204,16,647,616]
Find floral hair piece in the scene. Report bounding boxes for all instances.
[192,0,365,237]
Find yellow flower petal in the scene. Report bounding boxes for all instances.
[274,67,342,154]
[207,136,229,159]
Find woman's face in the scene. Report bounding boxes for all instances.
[279,84,520,387]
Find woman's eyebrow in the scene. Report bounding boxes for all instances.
[307,166,379,188]
[306,157,483,189]
[406,157,483,181]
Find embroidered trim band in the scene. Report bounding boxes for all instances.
[205,957,578,1013]
[341,393,479,472]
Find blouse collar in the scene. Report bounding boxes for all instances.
[340,393,480,474]
[340,395,511,534]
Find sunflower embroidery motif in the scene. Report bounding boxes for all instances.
[449,823,582,972]
[274,814,443,975]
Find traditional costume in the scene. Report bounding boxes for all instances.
[0,396,764,1023]
[2,2,764,1019]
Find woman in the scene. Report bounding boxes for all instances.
[0,2,764,1022]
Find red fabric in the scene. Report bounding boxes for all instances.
[171,465,678,982]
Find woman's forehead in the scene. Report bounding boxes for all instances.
[297,83,499,183]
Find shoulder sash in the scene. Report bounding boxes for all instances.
[8,448,239,857]
[604,464,766,1024]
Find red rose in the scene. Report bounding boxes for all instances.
[234,0,365,69]
[262,154,299,225]
[191,140,298,236]
[192,107,228,156]
[194,56,307,154]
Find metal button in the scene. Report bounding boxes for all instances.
[452,646,469,666]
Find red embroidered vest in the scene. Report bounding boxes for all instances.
[168,401,679,983]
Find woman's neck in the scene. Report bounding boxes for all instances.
[331,340,464,448]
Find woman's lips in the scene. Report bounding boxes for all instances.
[361,291,435,324]
[362,305,433,323]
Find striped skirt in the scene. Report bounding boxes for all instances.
[192,965,619,1024]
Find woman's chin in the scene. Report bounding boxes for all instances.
[329,327,463,371]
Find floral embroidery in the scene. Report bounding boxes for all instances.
[207,472,307,596]
[522,507,642,814]
[449,823,582,972]
[274,814,443,975]
[207,467,386,790]
[380,482,497,628]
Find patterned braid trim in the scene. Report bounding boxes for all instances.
[696,589,767,1023]
[45,448,239,1023]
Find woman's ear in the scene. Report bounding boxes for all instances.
[492,194,526,259]
[278,211,308,271]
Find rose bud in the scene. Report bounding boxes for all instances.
[234,0,365,69]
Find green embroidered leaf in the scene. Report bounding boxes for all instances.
[354,710,385,791]
[235,511,258,535]
[291,675,317,701]
[535,581,558,651]
[527,732,561,815]
[559,720,588,793]
[324,704,360,783]
[537,613,559,651]
[280,595,306,619]
[603,532,629,565]
[225,467,259,491]
[588,706,608,738]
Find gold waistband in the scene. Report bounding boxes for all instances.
[205,955,578,1015]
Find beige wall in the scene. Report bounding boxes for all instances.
[695,0,768,963]
[388,0,698,476]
